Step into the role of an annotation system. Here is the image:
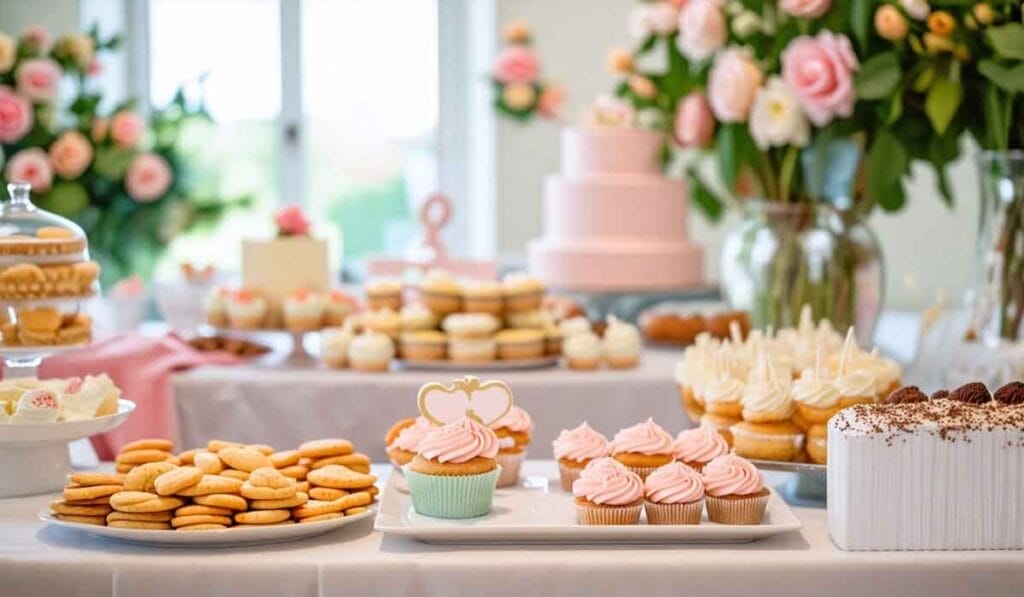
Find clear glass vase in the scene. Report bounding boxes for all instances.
[966,151,1024,343]
[719,201,884,344]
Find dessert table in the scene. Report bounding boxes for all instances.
[3,462,1022,596]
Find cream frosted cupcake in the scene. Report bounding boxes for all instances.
[494,328,544,360]
[321,325,354,368]
[832,328,878,408]
[363,307,401,340]
[733,354,803,462]
[365,278,403,311]
[501,271,544,312]
[347,331,395,372]
[608,418,675,479]
[552,422,609,490]
[385,416,434,468]
[558,316,592,339]
[490,405,533,488]
[400,330,447,361]
[672,426,729,472]
[505,309,545,329]
[542,324,563,356]
[283,289,326,332]
[461,280,503,315]
[702,366,744,419]
[701,454,769,525]
[602,316,641,369]
[442,313,500,339]
[572,457,644,525]
[792,348,843,424]
[418,269,462,315]
[563,331,602,370]
[448,336,497,362]
[225,289,267,329]
[644,461,706,525]
[203,285,231,327]
[322,290,358,327]
[400,303,439,332]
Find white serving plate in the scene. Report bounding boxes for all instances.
[375,470,802,545]
[39,507,375,548]
[1,343,88,359]
[395,356,560,372]
[0,399,135,443]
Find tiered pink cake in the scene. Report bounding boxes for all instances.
[528,127,703,291]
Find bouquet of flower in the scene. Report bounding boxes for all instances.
[0,25,245,285]
[491,20,566,122]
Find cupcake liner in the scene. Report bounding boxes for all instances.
[575,501,643,525]
[644,499,705,525]
[558,461,586,491]
[402,465,501,519]
[680,460,706,473]
[495,452,524,488]
[625,465,660,480]
[705,491,770,525]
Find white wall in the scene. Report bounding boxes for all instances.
[495,0,979,310]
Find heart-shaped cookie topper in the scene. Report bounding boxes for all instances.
[417,376,513,427]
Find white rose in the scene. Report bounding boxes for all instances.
[676,0,727,62]
[732,11,762,37]
[628,5,653,41]
[899,0,930,21]
[647,2,681,35]
[748,77,810,150]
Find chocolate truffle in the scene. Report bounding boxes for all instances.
[885,386,929,405]
[931,389,950,401]
[993,381,1024,406]
[948,382,991,405]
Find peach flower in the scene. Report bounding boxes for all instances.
[606,48,635,74]
[91,117,108,142]
[275,205,311,236]
[20,26,49,54]
[779,0,832,19]
[673,92,716,148]
[5,148,53,193]
[0,86,33,142]
[125,153,172,202]
[502,82,536,110]
[49,130,94,179]
[676,0,727,62]
[55,34,94,69]
[781,31,859,126]
[16,58,62,103]
[628,75,658,99]
[110,111,145,148]
[502,20,531,44]
[0,33,15,74]
[707,48,763,122]
[875,5,908,41]
[493,45,540,84]
[537,84,565,118]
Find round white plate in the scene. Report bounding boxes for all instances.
[0,399,135,443]
[395,356,560,371]
[39,507,375,547]
[0,344,89,359]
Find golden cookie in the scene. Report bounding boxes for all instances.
[171,514,233,528]
[177,523,228,531]
[68,472,124,487]
[193,452,224,474]
[55,514,106,526]
[219,469,250,481]
[177,448,200,464]
[249,492,308,510]
[154,466,203,496]
[116,449,174,465]
[63,496,112,506]
[164,456,182,466]
[207,439,243,453]
[307,465,376,489]
[175,504,232,517]
[345,507,368,516]
[121,438,174,453]
[108,520,171,530]
[50,501,112,516]
[123,462,178,492]
[299,439,354,459]
[366,485,379,497]
[298,513,343,523]
[193,494,248,511]
[116,463,133,474]
[62,484,122,502]
[240,480,297,500]
[309,487,348,501]
[310,453,370,470]
[234,509,290,525]
[110,491,184,513]
[295,481,310,494]
[292,492,371,519]
[269,450,301,468]
[218,447,273,472]
[279,464,309,480]
[245,444,275,456]
[249,467,292,489]
[175,475,243,497]
[233,521,295,528]
[107,511,173,523]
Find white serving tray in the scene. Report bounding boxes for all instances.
[0,399,135,443]
[375,468,802,545]
[40,507,375,548]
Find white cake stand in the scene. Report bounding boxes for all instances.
[204,325,318,365]
[0,398,135,498]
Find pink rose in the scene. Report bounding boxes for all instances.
[673,92,716,147]
[4,148,53,194]
[110,111,145,148]
[275,205,311,236]
[16,58,62,103]
[125,153,172,202]
[0,86,33,142]
[779,0,831,18]
[781,31,859,126]
[91,117,108,142]
[87,59,102,76]
[707,48,763,122]
[493,45,540,84]
[676,0,727,62]
[537,84,565,119]
[49,130,93,179]
[20,26,49,53]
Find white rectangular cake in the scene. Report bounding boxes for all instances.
[828,400,1024,551]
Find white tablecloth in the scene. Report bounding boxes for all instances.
[171,350,687,460]
[3,462,1023,597]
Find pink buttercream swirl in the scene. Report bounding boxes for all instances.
[415,416,499,463]
[644,462,705,504]
[552,421,609,462]
[389,416,435,452]
[673,427,730,463]
[701,454,765,497]
[572,457,644,505]
[491,406,533,434]
[608,418,674,455]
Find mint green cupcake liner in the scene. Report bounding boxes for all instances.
[402,465,502,519]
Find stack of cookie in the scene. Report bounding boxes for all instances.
[50,472,124,526]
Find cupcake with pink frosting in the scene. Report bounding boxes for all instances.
[608,418,676,479]
[701,453,769,524]
[403,416,502,518]
[385,416,435,468]
[644,461,706,525]
[572,457,644,525]
[673,427,730,472]
[490,405,533,488]
[552,422,609,490]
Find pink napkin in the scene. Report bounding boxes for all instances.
[37,333,240,460]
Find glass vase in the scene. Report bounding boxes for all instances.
[719,201,884,344]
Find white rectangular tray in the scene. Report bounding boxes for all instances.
[375,467,802,545]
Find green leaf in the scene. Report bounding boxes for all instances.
[637,34,657,54]
[717,124,739,192]
[883,87,903,124]
[865,128,908,209]
[911,65,936,93]
[876,181,906,211]
[686,168,724,221]
[855,51,901,100]
[986,23,1024,60]
[924,76,962,135]
[978,60,1024,93]
[39,182,90,216]
[983,84,1008,150]
[850,0,870,51]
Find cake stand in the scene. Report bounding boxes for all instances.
[205,325,318,365]
[750,459,827,507]
[0,398,135,498]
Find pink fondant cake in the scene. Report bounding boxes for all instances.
[528,127,703,291]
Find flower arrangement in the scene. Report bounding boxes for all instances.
[0,25,245,285]
[491,20,565,122]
